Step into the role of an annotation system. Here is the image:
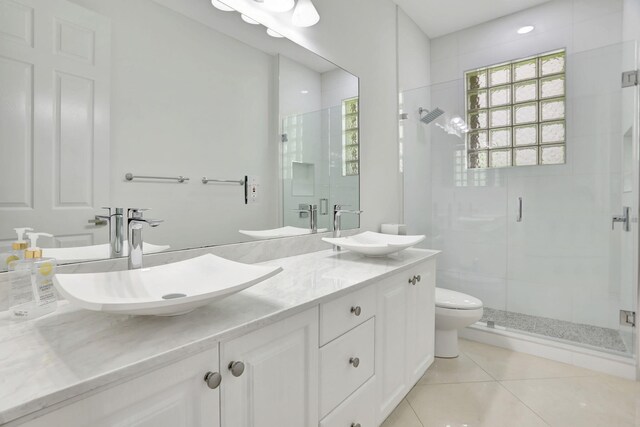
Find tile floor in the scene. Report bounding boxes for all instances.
[382,339,640,427]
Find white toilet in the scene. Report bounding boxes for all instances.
[435,287,483,358]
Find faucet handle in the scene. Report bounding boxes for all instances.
[101,207,124,216]
[127,207,150,217]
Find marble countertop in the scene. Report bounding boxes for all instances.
[0,248,438,424]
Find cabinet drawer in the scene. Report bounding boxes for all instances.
[319,318,375,418]
[320,376,376,427]
[319,285,375,346]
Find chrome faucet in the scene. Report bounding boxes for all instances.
[333,204,363,251]
[92,207,125,258]
[296,204,318,233]
[127,208,163,269]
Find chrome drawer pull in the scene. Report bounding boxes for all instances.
[204,371,222,389]
[350,306,362,316]
[228,361,245,377]
[349,357,360,368]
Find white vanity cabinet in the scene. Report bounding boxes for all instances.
[375,261,435,423]
[20,348,221,427]
[12,254,437,427]
[220,308,319,427]
[18,308,319,427]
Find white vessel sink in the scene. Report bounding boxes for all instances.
[239,226,328,240]
[322,231,426,256]
[53,254,282,316]
[43,242,170,262]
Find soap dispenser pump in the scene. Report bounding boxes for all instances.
[8,232,58,320]
[24,232,53,260]
[1,227,34,270]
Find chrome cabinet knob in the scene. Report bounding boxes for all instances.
[416,274,421,282]
[351,423,361,427]
[349,357,360,368]
[204,371,222,389]
[350,306,362,316]
[228,361,245,377]
[408,276,417,285]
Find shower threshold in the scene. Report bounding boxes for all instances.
[480,307,629,354]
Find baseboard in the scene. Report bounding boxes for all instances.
[460,324,637,380]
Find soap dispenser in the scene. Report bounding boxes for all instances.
[8,232,58,320]
[1,227,33,270]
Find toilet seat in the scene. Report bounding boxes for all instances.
[435,288,483,310]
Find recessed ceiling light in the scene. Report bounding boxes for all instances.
[301,90,309,94]
[241,14,260,24]
[211,0,234,12]
[266,28,284,38]
[517,25,535,34]
[292,0,320,27]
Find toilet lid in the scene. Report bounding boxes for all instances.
[435,288,483,310]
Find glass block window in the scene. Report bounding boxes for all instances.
[465,50,566,169]
[342,97,359,176]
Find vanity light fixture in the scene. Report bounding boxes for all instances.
[263,0,295,12]
[266,28,284,38]
[212,0,320,30]
[292,0,320,27]
[211,0,234,12]
[241,14,260,24]
[517,25,535,34]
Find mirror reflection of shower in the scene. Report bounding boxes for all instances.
[418,106,469,138]
[418,107,444,124]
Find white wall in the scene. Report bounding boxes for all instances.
[425,0,635,331]
[279,55,322,117]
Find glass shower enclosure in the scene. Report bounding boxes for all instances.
[401,41,639,358]
[281,105,360,232]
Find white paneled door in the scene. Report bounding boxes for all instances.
[0,0,110,248]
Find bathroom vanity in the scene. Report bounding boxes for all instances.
[0,248,437,426]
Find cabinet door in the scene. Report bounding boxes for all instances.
[21,348,220,427]
[375,274,409,423]
[406,260,436,385]
[220,308,319,427]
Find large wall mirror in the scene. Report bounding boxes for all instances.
[0,0,359,270]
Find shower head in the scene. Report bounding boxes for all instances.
[419,107,444,125]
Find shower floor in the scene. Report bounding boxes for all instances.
[480,307,628,354]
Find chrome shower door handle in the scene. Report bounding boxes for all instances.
[516,197,523,222]
[612,207,631,231]
[320,198,329,215]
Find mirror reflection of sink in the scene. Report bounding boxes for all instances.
[239,226,329,240]
[53,254,282,316]
[42,242,170,262]
[322,231,426,257]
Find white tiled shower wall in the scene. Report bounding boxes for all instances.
[417,0,639,331]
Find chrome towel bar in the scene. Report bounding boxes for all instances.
[125,173,189,183]
[202,177,245,185]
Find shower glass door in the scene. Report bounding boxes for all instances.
[401,40,638,358]
[504,41,638,356]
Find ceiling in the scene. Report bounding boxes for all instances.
[391,0,552,38]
